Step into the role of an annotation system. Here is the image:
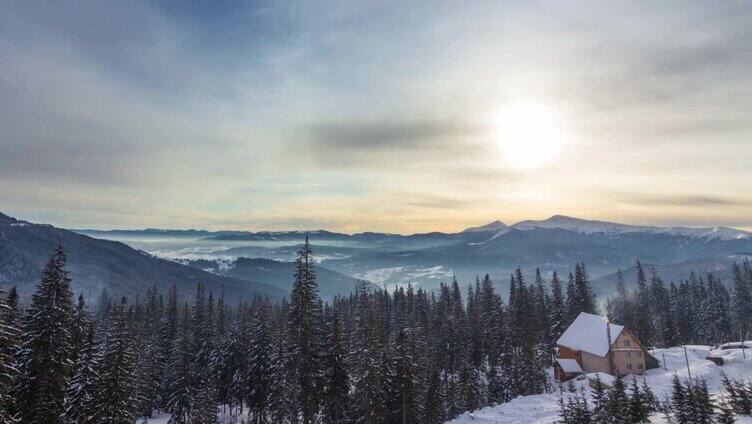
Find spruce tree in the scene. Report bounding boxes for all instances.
[671,375,690,424]
[606,373,630,421]
[65,321,100,424]
[321,308,350,424]
[549,271,566,341]
[191,284,218,424]
[732,262,752,341]
[287,237,323,424]
[628,377,650,423]
[0,288,19,422]
[247,299,272,422]
[422,368,444,424]
[16,245,74,424]
[166,304,195,424]
[91,297,137,424]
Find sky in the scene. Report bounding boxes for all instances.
[1,0,751,233]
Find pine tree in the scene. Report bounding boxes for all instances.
[628,376,650,423]
[687,378,715,424]
[91,297,137,424]
[191,284,218,424]
[634,261,655,346]
[321,308,350,424]
[717,399,736,424]
[65,321,100,424]
[351,284,388,424]
[606,373,630,422]
[732,262,752,341]
[549,271,566,341]
[0,288,19,422]
[166,304,195,424]
[159,285,179,412]
[287,237,323,424]
[389,328,422,423]
[134,286,162,419]
[422,368,444,424]
[16,245,74,424]
[247,299,272,422]
[590,374,608,424]
[671,375,690,424]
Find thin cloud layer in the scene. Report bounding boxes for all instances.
[1,0,751,231]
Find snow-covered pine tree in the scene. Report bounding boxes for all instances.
[422,368,444,424]
[166,304,195,424]
[320,307,350,424]
[134,286,163,419]
[548,271,566,342]
[648,269,677,347]
[606,373,630,421]
[159,285,179,412]
[574,263,597,316]
[91,297,137,424]
[16,245,74,424]
[706,273,732,344]
[286,237,324,424]
[670,375,690,424]
[628,376,650,423]
[247,298,272,422]
[640,378,658,413]
[716,398,736,424]
[466,284,483,369]
[388,327,423,423]
[731,261,752,342]
[268,300,295,423]
[687,378,715,424]
[0,288,19,422]
[65,320,100,424]
[634,261,655,346]
[191,283,218,424]
[350,283,389,423]
[590,374,608,424]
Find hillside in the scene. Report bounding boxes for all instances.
[449,345,752,423]
[182,257,379,299]
[0,212,287,301]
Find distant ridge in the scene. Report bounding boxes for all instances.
[0,212,287,300]
[74,215,751,241]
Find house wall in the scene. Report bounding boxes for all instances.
[611,330,647,375]
[580,351,611,374]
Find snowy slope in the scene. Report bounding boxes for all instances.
[449,345,752,424]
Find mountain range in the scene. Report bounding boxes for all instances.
[4,211,751,302]
[72,214,752,295]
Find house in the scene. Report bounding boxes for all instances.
[554,312,660,382]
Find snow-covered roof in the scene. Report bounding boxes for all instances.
[556,312,624,357]
[556,358,583,374]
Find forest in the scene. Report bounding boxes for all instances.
[1,240,751,424]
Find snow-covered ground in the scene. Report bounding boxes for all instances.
[449,345,752,424]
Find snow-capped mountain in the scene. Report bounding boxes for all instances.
[511,215,751,241]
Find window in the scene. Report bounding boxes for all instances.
[638,351,642,357]
[624,340,631,348]
[627,351,631,358]
[638,364,643,370]
[627,364,632,370]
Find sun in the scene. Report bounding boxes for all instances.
[493,102,566,170]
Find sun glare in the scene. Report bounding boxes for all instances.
[493,102,566,170]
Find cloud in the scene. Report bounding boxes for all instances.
[624,194,751,208]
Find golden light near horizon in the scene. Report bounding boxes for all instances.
[493,102,566,170]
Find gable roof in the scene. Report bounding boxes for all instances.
[557,312,624,357]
